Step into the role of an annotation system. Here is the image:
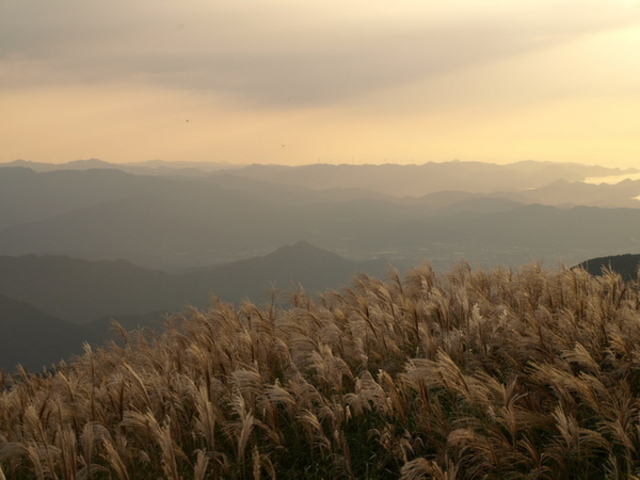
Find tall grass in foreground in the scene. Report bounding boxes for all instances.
[2,262,640,479]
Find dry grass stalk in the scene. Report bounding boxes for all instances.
[2,261,640,478]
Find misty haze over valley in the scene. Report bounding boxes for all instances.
[1,158,640,372]
[5,1,640,477]
[3,158,640,479]
[2,159,640,271]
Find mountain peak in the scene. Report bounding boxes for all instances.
[268,241,337,260]
[284,240,315,250]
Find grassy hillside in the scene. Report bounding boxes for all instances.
[2,262,640,478]
[0,243,393,372]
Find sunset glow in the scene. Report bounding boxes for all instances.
[2,0,640,167]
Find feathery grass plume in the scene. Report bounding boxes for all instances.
[21,404,60,478]
[193,384,218,451]
[401,455,459,480]
[4,260,640,477]
[223,391,256,464]
[547,404,611,477]
[100,435,130,480]
[120,410,184,480]
[0,442,41,480]
[78,422,110,479]
[344,370,389,417]
[192,448,209,480]
[157,421,182,480]
[54,425,78,480]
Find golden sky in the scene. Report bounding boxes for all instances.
[2,0,640,167]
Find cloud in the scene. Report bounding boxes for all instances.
[1,0,639,109]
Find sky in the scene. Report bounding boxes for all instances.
[2,0,640,167]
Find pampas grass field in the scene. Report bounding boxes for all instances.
[2,262,640,479]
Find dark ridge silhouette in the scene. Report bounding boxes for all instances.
[0,255,180,323]
[0,242,397,370]
[0,243,391,324]
[575,253,640,280]
[0,295,96,372]
[187,240,392,304]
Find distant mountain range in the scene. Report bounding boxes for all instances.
[0,242,392,372]
[1,166,640,271]
[4,242,639,372]
[0,241,391,324]
[3,159,636,195]
[2,159,640,371]
[211,161,638,197]
[2,158,245,176]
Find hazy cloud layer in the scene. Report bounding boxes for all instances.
[3,1,639,108]
[2,0,640,165]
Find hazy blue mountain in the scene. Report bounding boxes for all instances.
[4,159,634,185]
[1,159,117,172]
[516,179,640,208]
[409,179,640,210]
[185,240,393,304]
[4,159,636,202]
[212,161,637,197]
[0,242,397,371]
[0,159,244,176]
[2,165,640,271]
[0,169,429,269]
[412,191,478,208]
[213,162,526,197]
[0,295,96,372]
[0,167,338,231]
[433,196,525,215]
[0,168,362,269]
[575,253,640,280]
[0,242,394,324]
[2,180,640,271]
[503,160,637,183]
[350,204,640,269]
[0,171,308,268]
[0,167,169,229]
[0,255,184,323]
[205,173,395,204]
